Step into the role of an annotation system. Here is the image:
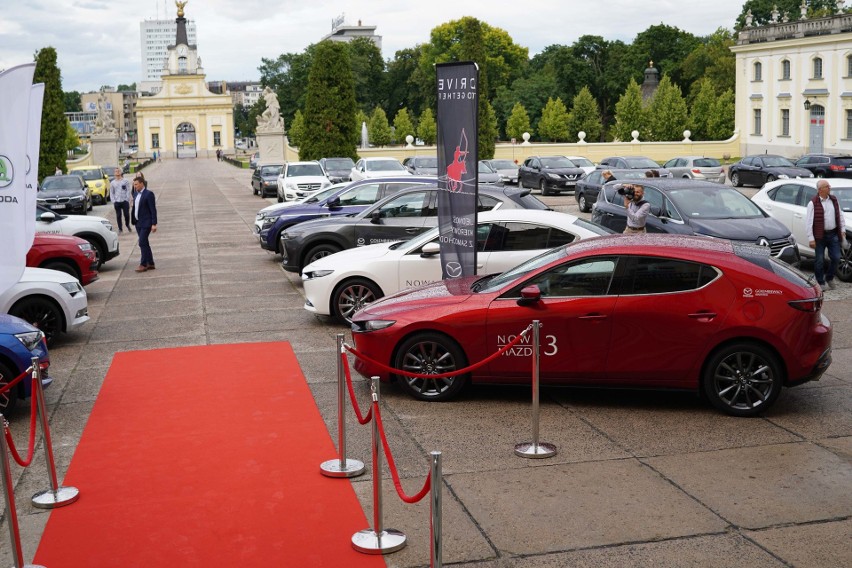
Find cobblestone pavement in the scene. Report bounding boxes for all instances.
[2,158,850,567]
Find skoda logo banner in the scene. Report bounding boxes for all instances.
[0,155,13,189]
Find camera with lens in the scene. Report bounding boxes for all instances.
[617,185,635,199]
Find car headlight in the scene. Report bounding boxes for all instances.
[261,216,280,228]
[61,281,83,296]
[100,219,114,230]
[546,173,560,179]
[302,269,334,280]
[77,242,93,252]
[70,195,84,201]
[15,330,44,351]
[362,320,396,331]
[777,174,789,179]
[96,182,104,188]
[285,182,299,190]
[281,230,303,240]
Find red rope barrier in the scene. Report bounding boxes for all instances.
[0,367,32,396]
[340,351,372,425]
[4,387,39,467]
[345,323,532,379]
[373,401,431,504]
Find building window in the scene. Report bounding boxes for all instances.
[847,110,852,139]
[813,57,823,79]
[753,61,762,81]
[152,133,160,148]
[781,59,791,80]
[213,131,221,146]
[848,55,852,77]
[781,109,790,136]
[753,109,762,135]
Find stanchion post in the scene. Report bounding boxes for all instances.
[514,321,557,459]
[430,451,442,568]
[29,357,79,509]
[320,334,365,478]
[0,413,47,568]
[352,377,406,554]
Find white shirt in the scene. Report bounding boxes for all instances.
[134,189,143,221]
[806,194,845,242]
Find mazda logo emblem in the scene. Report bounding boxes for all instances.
[445,262,463,278]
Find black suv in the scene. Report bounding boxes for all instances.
[518,156,586,196]
[251,164,283,197]
[794,154,852,179]
[279,184,549,273]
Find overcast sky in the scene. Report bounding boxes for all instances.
[1,0,746,93]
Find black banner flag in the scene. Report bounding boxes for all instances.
[436,62,478,279]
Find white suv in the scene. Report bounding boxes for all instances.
[277,161,332,202]
[35,205,119,269]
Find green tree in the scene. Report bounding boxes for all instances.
[611,79,647,141]
[479,100,498,159]
[493,72,557,138]
[34,47,66,181]
[299,41,358,160]
[368,107,392,147]
[417,108,437,145]
[116,83,136,92]
[245,97,264,138]
[62,90,81,113]
[647,76,689,141]
[385,47,426,118]
[259,47,316,128]
[629,24,701,89]
[392,108,415,144]
[505,102,532,141]
[566,86,602,142]
[706,89,736,140]
[537,97,570,142]
[680,29,736,96]
[346,37,385,112]
[689,78,717,141]
[288,110,305,147]
[64,118,80,154]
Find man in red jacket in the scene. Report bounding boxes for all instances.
[807,180,847,291]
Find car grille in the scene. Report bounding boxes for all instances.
[753,237,793,256]
[296,183,322,190]
[38,197,75,204]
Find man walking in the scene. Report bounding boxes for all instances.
[807,179,846,291]
[131,176,158,272]
[109,168,132,232]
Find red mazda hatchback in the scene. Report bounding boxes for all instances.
[26,233,99,286]
[351,234,832,416]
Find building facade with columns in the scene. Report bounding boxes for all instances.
[134,5,233,159]
[731,6,852,157]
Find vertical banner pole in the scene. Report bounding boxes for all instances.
[430,451,443,568]
[352,377,406,554]
[320,334,364,477]
[30,357,79,509]
[514,321,557,459]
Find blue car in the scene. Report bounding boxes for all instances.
[254,177,435,254]
[0,314,53,414]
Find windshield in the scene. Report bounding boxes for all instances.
[323,158,354,170]
[489,160,517,169]
[479,162,495,173]
[287,163,324,177]
[694,158,721,167]
[762,156,796,167]
[668,186,766,219]
[625,157,660,168]
[262,165,283,175]
[74,169,103,181]
[568,157,594,167]
[307,183,349,203]
[476,246,569,293]
[540,157,576,168]
[367,159,405,172]
[414,157,438,168]
[41,177,83,190]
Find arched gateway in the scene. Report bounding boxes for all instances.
[176,122,197,158]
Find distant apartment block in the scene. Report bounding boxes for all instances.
[139,18,198,93]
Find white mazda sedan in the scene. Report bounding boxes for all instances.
[302,209,613,322]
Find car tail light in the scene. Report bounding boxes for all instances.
[830,164,845,171]
[788,297,822,312]
[691,169,702,174]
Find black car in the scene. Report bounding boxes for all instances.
[402,155,439,176]
[574,169,648,213]
[590,178,799,265]
[280,184,550,273]
[728,155,813,187]
[518,156,586,196]
[251,164,283,198]
[794,153,852,179]
[319,157,356,184]
[596,156,672,177]
[37,175,91,215]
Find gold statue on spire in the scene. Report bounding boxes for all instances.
[176,0,188,18]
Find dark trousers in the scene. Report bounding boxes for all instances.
[814,232,841,284]
[136,225,154,267]
[113,201,130,231]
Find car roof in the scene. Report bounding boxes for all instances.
[362,156,401,161]
[69,165,102,170]
[562,233,735,257]
[476,209,578,224]
[287,161,320,165]
[628,178,728,192]
[762,178,852,189]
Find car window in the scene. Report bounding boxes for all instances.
[795,157,808,166]
[664,159,677,168]
[262,166,282,175]
[800,185,818,206]
[287,163,324,177]
[522,257,617,297]
[763,156,795,167]
[339,184,380,205]
[482,222,575,252]
[624,157,659,169]
[377,191,430,218]
[768,184,800,205]
[381,182,426,198]
[586,171,602,184]
[416,157,437,168]
[490,160,517,169]
[620,257,717,295]
[742,157,755,166]
[663,197,683,221]
[694,158,720,167]
[367,160,405,172]
[324,158,354,170]
[478,195,500,211]
[640,186,665,212]
[833,188,852,211]
[540,157,576,168]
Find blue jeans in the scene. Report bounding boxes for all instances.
[814,232,841,284]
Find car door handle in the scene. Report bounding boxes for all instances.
[405,227,420,234]
[578,313,608,320]
[688,311,717,321]
[793,213,803,219]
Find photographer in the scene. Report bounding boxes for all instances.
[619,184,650,234]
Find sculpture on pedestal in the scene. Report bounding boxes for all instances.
[92,91,116,136]
[256,87,284,132]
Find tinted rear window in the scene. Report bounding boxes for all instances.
[733,243,814,287]
[694,158,721,167]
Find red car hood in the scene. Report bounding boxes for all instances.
[354,275,481,319]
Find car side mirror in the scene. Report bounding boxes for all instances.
[327,197,341,210]
[371,210,383,224]
[39,211,57,222]
[420,242,440,256]
[517,285,542,306]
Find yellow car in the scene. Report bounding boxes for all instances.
[69,165,110,206]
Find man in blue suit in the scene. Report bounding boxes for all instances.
[131,176,158,272]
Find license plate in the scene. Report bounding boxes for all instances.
[51,204,66,210]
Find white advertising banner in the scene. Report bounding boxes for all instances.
[0,63,36,297]
[25,83,45,249]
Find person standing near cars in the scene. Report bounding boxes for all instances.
[623,184,650,234]
[131,175,158,272]
[110,168,132,233]
[807,179,846,290]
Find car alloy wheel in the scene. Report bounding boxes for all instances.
[540,179,550,196]
[578,194,590,213]
[731,172,741,187]
[9,298,63,347]
[332,278,382,323]
[837,245,852,282]
[702,343,782,417]
[304,243,341,269]
[393,332,468,401]
[0,362,18,414]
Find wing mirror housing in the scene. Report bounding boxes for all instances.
[517,285,542,306]
[420,242,440,257]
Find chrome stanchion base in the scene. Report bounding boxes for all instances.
[320,458,366,478]
[351,528,407,554]
[514,442,557,459]
[31,486,80,509]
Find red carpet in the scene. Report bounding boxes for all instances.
[35,343,385,567]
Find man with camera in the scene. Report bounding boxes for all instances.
[619,184,650,233]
